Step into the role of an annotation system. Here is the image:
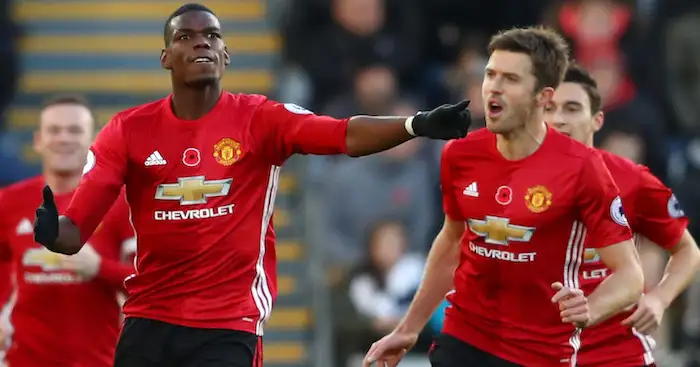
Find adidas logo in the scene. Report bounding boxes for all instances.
[16,218,33,235]
[463,182,479,197]
[145,151,167,166]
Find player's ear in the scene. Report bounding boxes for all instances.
[537,87,555,107]
[223,46,230,66]
[593,111,604,132]
[161,49,172,70]
[32,129,42,154]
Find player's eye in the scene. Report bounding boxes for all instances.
[178,34,189,40]
[68,126,84,135]
[208,32,221,39]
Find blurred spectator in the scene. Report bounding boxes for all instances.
[421,0,546,65]
[281,0,425,110]
[320,101,437,265]
[664,7,700,136]
[598,123,646,164]
[323,65,400,117]
[685,274,700,367]
[305,67,423,187]
[546,0,669,181]
[0,0,18,132]
[443,41,487,130]
[348,220,424,331]
[331,220,424,366]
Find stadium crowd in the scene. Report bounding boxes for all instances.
[0,0,698,366]
[276,0,700,366]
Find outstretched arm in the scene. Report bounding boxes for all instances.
[251,100,471,164]
[344,116,414,157]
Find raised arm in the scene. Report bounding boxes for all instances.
[34,116,128,255]
[250,100,471,165]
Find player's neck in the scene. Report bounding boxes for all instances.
[496,120,548,161]
[171,85,222,120]
[43,171,80,194]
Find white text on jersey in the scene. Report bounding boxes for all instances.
[469,242,536,262]
[154,204,235,221]
[583,268,609,280]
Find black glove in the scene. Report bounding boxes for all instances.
[34,185,59,251]
[410,100,471,140]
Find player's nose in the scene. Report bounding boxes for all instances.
[193,37,211,50]
[549,121,568,131]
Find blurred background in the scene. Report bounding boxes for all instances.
[0,0,699,366]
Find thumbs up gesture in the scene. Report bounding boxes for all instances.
[408,100,472,140]
[34,185,60,252]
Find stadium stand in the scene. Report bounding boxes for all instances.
[5,0,277,173]
[3,1,314,366]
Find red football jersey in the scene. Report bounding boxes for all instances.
[0,176,135,367]
[64,92,348,335]
[440,127,632,366]
[577,149,688,367]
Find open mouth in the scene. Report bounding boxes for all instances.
[487,99,504,117]
[193,56,214,64]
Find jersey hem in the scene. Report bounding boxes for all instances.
[442,322,532,366]
[124,311,261,335]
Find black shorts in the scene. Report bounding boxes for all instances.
[428,333,521,367]
[113,317,262,367]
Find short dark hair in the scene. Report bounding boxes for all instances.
[41,94,95,125]
[42,94,92,111]
[563,63,603,114]
[163,3,216,46]
[487,26,570,91]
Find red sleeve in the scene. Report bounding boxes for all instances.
[576,153,633,248]
[0,191,13,262]
[0,192,14,306]
[92,193,135,290]
[96,260,133,291]
[251,100,349,165]
[632,166,688,249]
[440,141,462,220]
[64,116,127,243]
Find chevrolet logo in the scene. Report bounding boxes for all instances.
[155,176,232,205]
[22,248,64,271]
[468,216,535,245]
[583,248,600,263]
